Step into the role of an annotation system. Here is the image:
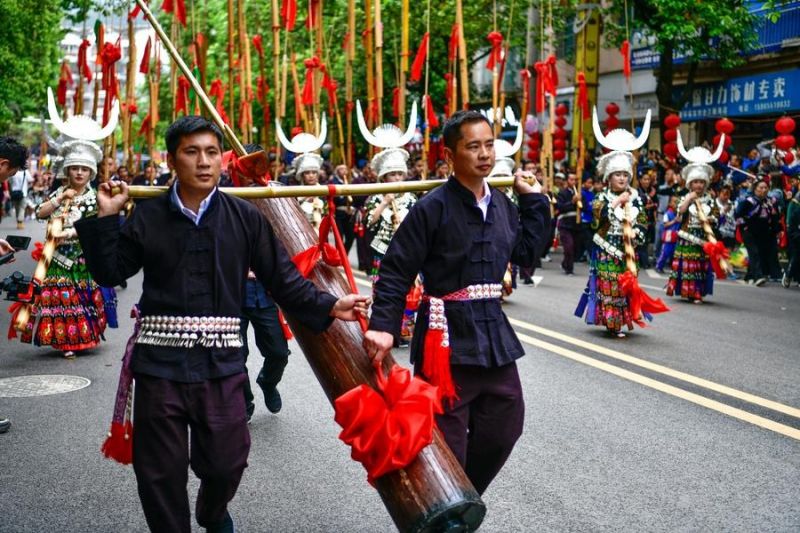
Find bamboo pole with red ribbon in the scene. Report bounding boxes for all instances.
[364,0,375,132]
[399,0,409,125]
[272,0,281,177]
[696,200,732,278]
[345,0,355,167]
[374,0,384,125]
[455,0,469,109]
[123,9,137,171]
[92,20,104,119]
[420,0,432,179]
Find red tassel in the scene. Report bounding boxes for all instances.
[577,71,589,120]
[424,95,439,128]
[100,420,134,465]
[305,0,320,30]
[534,61,547,113]
[278,310,294,340]
[57,78,68,106]
[392,87,400,118]
[486,31,504,71]
[280,0,297,30]
[422,329,456,404]
[175,76,191,115]
[620,39,631,79]
[78,39,93,82]
[546,54,558,95]
[139,37,152,74]
[410,32,429,83]
[321,66,338,115]
[702,241,731,279]
[618,271,670,327]
[252,34,264,58]
[301,56,321,106]
[448,24,459,62]
[161,0,187,26]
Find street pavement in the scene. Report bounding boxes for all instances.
[1,214,798,532]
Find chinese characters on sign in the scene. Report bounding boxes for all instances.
[675,69,800,121]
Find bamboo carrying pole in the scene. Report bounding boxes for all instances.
[227,0,236,127]
[364,0,375,131]
[272,0,281,176]
[123,13,137,171]
[132,2,486,529]
[455,0,469,109]
[345,0,355,167]
[695,199,732,275]
[374,0,384,125]
[399,0,408,125]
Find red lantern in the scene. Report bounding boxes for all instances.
[605,102,619,116]
[775,116,796,135]
[717,150,730,164]
[663,113,681,129]
[527,150,539,161]
[553,149,566,161]
[553,129,568,139]
[712,133,732,148]
[605,116,620,130]
[663,129,678,142]
[775,134,797,151]
[715,118,734,135]
[553,138,567,150]
[555,103,569,116]
[663,142,678,159]
[554,116,567,128]
[783,151,794,165]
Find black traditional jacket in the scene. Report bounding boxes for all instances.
[369,177,551,368]
[75,187,336,382]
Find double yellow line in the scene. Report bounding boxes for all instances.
[350,273,800,440]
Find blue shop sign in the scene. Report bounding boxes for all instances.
[675,69,800,121]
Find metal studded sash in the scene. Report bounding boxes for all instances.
[135,315,243,348]
[421,283,504,347]
[677,229,706,247]
[592,233,625,260]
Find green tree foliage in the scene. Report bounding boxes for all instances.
[0,0,64,132]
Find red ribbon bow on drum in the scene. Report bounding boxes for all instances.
[334,363,443,484]
[618,271,670,328]
[702,241,731,279]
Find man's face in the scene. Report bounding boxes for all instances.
[583,178,593,190]
[444,121,495,181]
[167,131,222,195]
[118,167,130,183]
[0,159,19,182]
[665,169,675,184]
[566,174,577,188]
[414,159,425,175]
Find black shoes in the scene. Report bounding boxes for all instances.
[0,417,10,434]
[206,511,234,533]
[256,373,282,414]
[245,402,255,423]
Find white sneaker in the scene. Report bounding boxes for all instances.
[542,255,552,263]
[755,277,767,286]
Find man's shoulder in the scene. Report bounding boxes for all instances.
[218,189,264,219]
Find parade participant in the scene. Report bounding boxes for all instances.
[667,133,727,303]
[276,118,327,229]
[577,176,595,262]
[636,171,658,269]
[359,101,419,345]
[555,172,581,275]
[655,197,679,273]
[576,109,660,338]
[0,135,29,435]
[21,89,120,358]
[363,109,551,495]
[74,116,369,533]
[330,164,357,254]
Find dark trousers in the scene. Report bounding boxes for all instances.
[435,363,524,495]
[743,229,780,280]
[334,209,355,254]
[132,373,250,533]
[241,303,290,405]
[559,224,578,274]
[786,234,800,282]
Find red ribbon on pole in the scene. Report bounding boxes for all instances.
[534,61,547,114]
[620,39,631,80]
[424,95,439,128]
[139,37,152,74]
[444,73,454,116]
[280,0,297,30]
[78,39,93,82]
[208,79,229,124]
[546,54,558,95]
[392,87,400,118]
[342,32,350,51]
[252,34,264,58]
[161,0,187,26]
[138,113,151,137]
[410,32,429,83]
[305,0,320,29]
[301,56,321,106]
[618,271,670,327]
[577,71,589,120]
[334,364,443,484]
[485,31,504,71]
[520,68,531,107]
[321,65,338,116]
[448,24,460,62]
[175,76,191,116]
[702,241,731,279]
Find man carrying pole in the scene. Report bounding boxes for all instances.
[363,110,551,495]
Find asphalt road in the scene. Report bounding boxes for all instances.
[1,214,798,532]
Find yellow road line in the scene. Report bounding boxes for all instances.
[516,332,800,441]
[508,317,800,419]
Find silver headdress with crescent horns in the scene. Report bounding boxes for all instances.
[47,87,119,180]
[489,114,523,178]
[593,106,651,182]
[677,130,725,185]
[357,100,418,179]
[275,115,328,176]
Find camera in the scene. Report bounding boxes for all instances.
[0,271,35,303]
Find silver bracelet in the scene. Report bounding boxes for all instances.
[50,197,61,209]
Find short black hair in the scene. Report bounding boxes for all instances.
[165,116,224,155]
[243,143,263,155]
[0,136,29,169]
[442,110,492,151]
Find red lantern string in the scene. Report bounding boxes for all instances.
[410,32,429,83]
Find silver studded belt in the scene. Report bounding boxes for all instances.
[135,315,243,349]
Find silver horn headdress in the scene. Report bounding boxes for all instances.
[358,100,418,180]
[593,107,651,182]
[677,130,725,185]
[276,116,328,175]
[47,87,118,180]
[489,113,523,178]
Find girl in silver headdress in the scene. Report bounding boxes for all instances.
[576,109,651,337]
[276,116,328,229]
[666,132,726,303]
[23,89,119,357]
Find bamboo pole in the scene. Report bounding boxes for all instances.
[421,0,432,179]
[127,176,531,199]
[272,0,281,177]
[124,12,136,171]
[364,0,375,131]
[227,0,236,126]
[399,0,408,125]
[455,0,469,109]
[345,0,355,167]
[237,0,251,143]
[170,18,179,120]
[290,50,310,131]
[374,0,383,125]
